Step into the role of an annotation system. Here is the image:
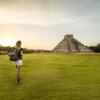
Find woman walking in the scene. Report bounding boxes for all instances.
[15,41,23,83]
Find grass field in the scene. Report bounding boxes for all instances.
[0,54,100,100]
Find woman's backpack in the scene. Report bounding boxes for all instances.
[8,48,19,61]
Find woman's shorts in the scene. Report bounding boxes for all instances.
[15,60,23,67]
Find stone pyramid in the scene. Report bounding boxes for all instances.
[52,34,92,53]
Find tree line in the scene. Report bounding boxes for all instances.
[0,43,100,55]
[0,45,50,55]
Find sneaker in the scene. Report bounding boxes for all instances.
[18,78,20,83]
[16,77,20,84]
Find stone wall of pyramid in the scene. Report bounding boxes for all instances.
[52,34,92,53]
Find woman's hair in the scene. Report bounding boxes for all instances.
[16,40,22,47]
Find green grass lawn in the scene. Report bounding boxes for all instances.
[0,54,100,100]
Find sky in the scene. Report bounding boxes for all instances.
[0,0,100,50]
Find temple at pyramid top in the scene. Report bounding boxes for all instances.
[64,34,73,38]
[52,34,92,53]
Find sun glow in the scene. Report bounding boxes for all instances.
[0,38,16,46]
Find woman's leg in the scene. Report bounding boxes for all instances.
[16,66,21,83]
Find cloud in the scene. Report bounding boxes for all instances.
[0,0,100,26]
[0,0,100,49]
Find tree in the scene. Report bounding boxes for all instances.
[97,43,100,47]
[89,43,100,53]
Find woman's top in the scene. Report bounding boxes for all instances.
[18,48,23,60]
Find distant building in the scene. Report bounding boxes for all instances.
[52,34,92,53]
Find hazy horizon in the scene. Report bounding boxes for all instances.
[0,0,100,50]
